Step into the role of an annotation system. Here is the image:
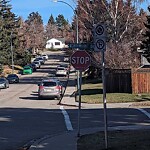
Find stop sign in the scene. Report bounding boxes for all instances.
[70,50,91,71]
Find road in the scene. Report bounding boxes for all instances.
[0,50,150,150]
[0,51,69,150]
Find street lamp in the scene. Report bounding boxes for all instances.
[53,0,78,44]
[53,0,81,136]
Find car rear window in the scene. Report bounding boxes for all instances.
[0,78,5,81]
[42,82,56,86]
[57,68,65,70]
[8,74,17,77]
[24,67,30,69]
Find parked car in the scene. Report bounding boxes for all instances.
[6,74,19,83]
[32,61,41,68]
[34,57,45,65]
[38,78,63,100]
[22,66,33,75]
[28,63,37,72]
[56,67,68,77]
[0,77,9,89]
[64,56,69,62]
[59,64,70,72]
[41,54,48,60]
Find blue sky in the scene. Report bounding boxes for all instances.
[10,0,77,25]
[9,0,149,25]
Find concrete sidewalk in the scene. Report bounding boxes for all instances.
[28,124,150,150]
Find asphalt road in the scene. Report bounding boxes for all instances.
[0,50,150,150]
[0,51,69,150]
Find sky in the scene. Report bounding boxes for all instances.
[9,0,149,25]
[9,0,77,25]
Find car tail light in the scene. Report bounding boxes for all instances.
[56,85,61,91]
[39,85,44,90]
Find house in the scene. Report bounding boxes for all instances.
[137,47,150,67]
[46,38,66,49]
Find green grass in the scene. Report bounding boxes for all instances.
[79,78,150,104]
[77,130,150,150]
[77,78,150,150]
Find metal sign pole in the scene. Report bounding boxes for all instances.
[102,51,108,149]
[77,70,82,137]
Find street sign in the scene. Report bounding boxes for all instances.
[95,39,106,50]
[93,24,106,52]
[68,43,94,50]
[70,50,91,71]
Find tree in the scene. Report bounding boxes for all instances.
[45,14,73,43]
[25,12,45,53]
[45,14,58,39]
[56,14,68,29]
[140,6,150,62]
[55,14,69,37]
[48,14,55,25]
[76,0,147,69]
[0,0,19,65]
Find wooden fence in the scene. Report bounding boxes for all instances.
[106,69,132,93]
[132,68,150,94]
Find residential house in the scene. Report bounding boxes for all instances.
[46,38,65,49]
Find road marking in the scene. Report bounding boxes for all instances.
[60,106,73,131]
[136,108,150,119]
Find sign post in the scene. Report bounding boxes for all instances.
[70,50,91,137]
[93,23,108,149]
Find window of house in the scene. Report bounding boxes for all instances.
[55,42,60,45]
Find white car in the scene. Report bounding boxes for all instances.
[32,61,41,68]
[0,78,9,89]
[56,67,68,77]
[41,54,48,60]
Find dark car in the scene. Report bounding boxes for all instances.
[0,77,9,89]
[6,74,19,83]
[28,63,37,72]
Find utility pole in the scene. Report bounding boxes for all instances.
[11,31,14,74]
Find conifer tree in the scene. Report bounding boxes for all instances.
[140,6,150,62]
[0,0,19,65]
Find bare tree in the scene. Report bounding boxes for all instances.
[76,0,147,69]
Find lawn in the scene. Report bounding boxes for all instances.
[77,78,150,150]
[79,78,150,104]
[77,130,150,150]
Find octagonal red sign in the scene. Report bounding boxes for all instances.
[70,50,91,71]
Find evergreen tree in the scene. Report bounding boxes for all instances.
[140,6,150,62]
[0,0,19,65]
[56,14,68,29]
[45,14,57,39]
[48,14,55,25]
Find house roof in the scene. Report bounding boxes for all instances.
[57,38,65,43]
[47,38,65,43]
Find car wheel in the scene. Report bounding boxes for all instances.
[4,84,7,89]
[57,95,61,100]
[38,96,42,100]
